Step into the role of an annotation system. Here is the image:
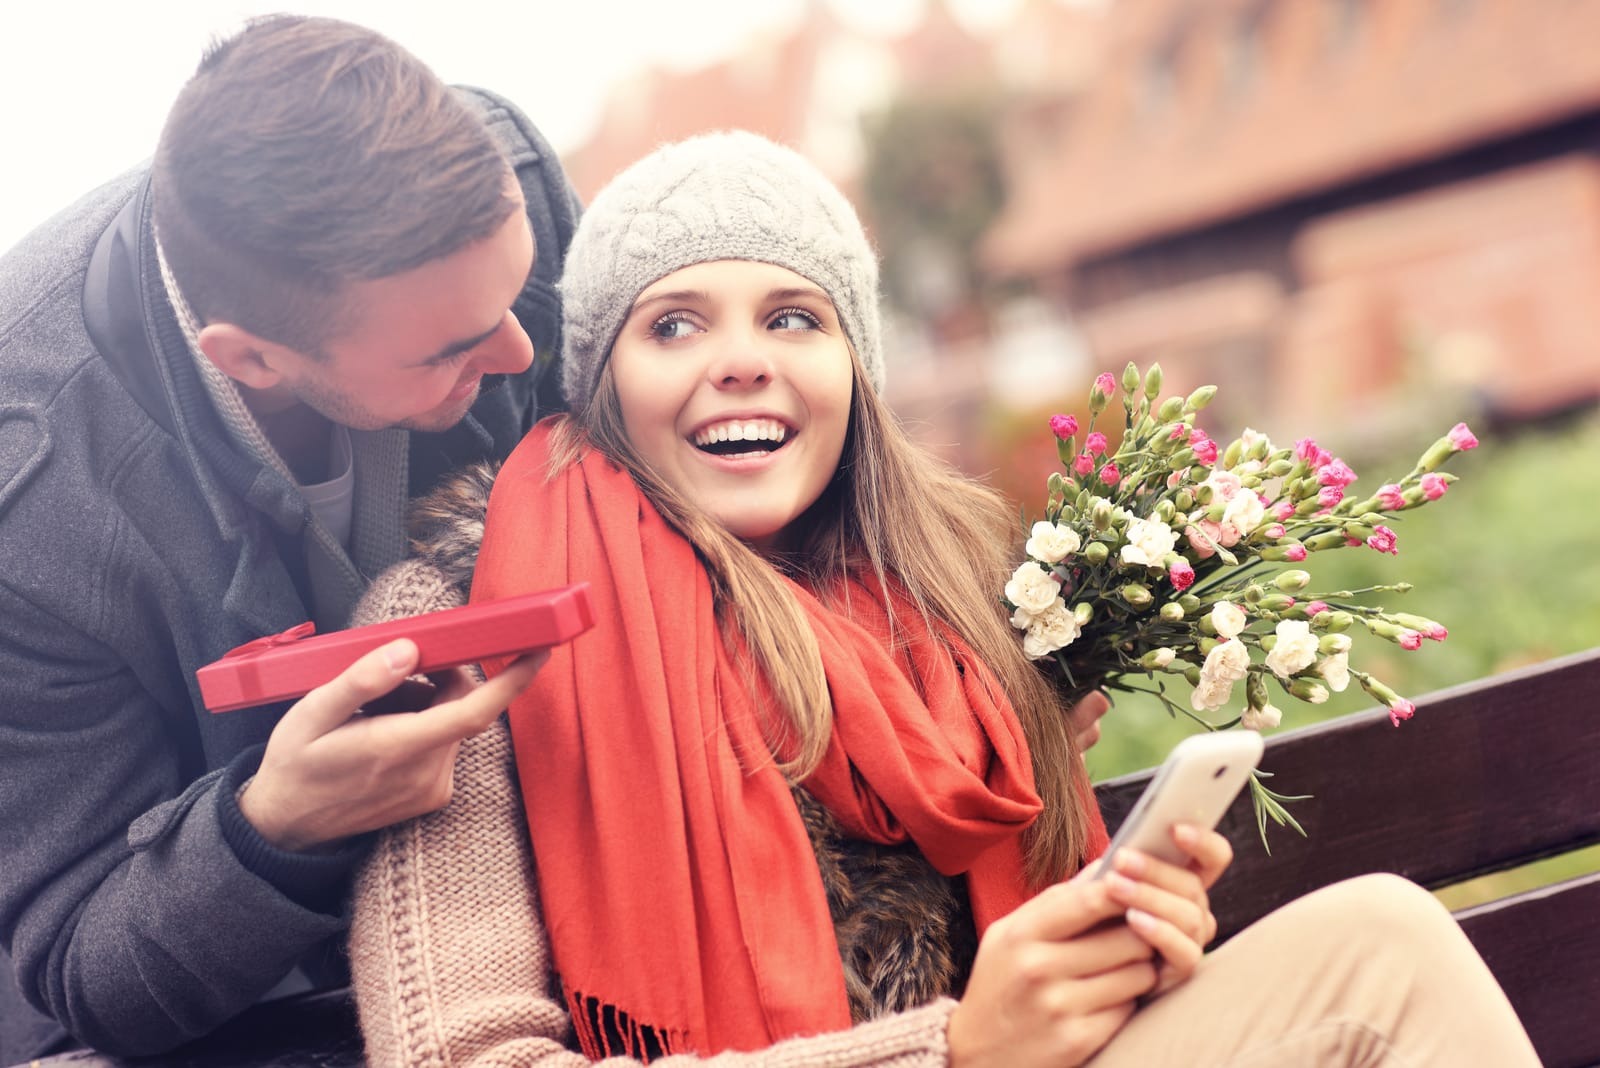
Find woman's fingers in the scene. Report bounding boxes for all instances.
[1173,822,1234,889]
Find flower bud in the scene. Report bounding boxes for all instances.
[1265,458,1295,478]
[1184,665,1202,686]
[1273,569,1311,592]
[1120,583,1153,608]
[1140,646,1177,669]
[1049,413,1079,441]
[1143,363,1164,399]
[1073,602,1094,626]
[1184,385,1218,413]
[1302,531,1350,552]
[1084,541,1109,565]
[1391,613,1448,641]
[1178,594,1203,615]
[1246,672,1270,710]
[1256,593,1297,613]
[1159,601,1185,622]
[1089,372,1116,415]
[1222,438,1244,470]
[1047,472,1065,496]
[1288,678,1330,704]
[1318,633,1352,655]
[1174,488,1195,512]
[1091,500,1114,530]
[1197,636,1218,656]
[1243,583,1266,604]
[1122,362,1142,397]
[1256,544,1307,562]
[1154,499,1176,524]
[1324,611,1354,633]
[1156,396,1185,422]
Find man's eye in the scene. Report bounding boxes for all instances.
[650,313,699,339]
[769,308,820,331]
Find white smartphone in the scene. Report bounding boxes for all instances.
[1094,731,1264,876]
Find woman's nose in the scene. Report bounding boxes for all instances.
[707,331,774,389]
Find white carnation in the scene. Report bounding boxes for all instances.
[1192,638,1251,711]
[1242,703,1283,731]
[1210,602,1248,640]
[1005,563,1061,616]
[1221,490,1266,541]
[1021,602,1081,660]
[1265,619,1319,679]
[1025,521,1081,564]
[1318,650,1351,692]
[1119,516,1178,568]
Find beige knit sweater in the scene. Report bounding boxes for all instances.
[347,559,957,1067]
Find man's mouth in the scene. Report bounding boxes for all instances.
[692,418,791,457]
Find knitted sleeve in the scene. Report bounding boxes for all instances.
[346,561,956,1068]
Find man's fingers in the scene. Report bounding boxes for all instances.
[279,638,420,742]
[381,649,549,752]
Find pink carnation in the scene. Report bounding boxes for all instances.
[1086,431,1109,456]
[1317,459,1358,488]
[1295,438,1332,467]
[1185,524,1218,560]
[1170,424,1187,441]
[1270,500,1295,522]
[1264,523,1286,540]
[1448,422,1479,450]
[1169,558,1196,591]
[1420,473,1448,500]
[1098,462,1121,486]
[1073,452,1095,476]
[1317,486,1344,510]
[1285,544,1307,562]
[1425,624,1449,641]
[1398,630,1423,651]
[1095,372,1117,397]
[1366,525,1399,555]
[1305,600,1330,616]
[1049,414,1079,440]
[1388,699,1416,727]
[1192,437,1219,466]
[1377,483,1405,510]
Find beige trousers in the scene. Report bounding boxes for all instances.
[1085,873,1542,1067]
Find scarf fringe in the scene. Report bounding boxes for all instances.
[566,985,681,1063]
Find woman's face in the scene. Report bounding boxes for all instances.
[608,260,855,550]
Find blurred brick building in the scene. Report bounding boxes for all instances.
[983,0,1600,444]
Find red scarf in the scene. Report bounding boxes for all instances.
[473,420,1106,1059]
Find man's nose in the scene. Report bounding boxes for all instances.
[472,311,535,376]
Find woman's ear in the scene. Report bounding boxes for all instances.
[197,322,292,392]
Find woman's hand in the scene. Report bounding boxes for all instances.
[1100,823,1233,993]
[947,872,1156,1068]
[1066,690,1111,752]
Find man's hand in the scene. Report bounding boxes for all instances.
[238,638,546,851]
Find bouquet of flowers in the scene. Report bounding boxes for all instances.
[1004,363,1478,841]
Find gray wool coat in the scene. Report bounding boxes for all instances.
[0,87,578,1060]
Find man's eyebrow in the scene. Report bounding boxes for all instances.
[414,320,503,367]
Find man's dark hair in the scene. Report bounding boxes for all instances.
[152,15,518,354]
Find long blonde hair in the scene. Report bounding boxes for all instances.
[554,351,1093,884]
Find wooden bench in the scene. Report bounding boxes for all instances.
[15,647,1600,1068]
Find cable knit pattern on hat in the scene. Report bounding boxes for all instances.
[559,131,884,410]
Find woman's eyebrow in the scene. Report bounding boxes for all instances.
[630,289,712,313]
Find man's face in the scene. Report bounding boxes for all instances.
[279,198,537,433]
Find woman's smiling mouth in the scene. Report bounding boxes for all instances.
[691,418,792,458]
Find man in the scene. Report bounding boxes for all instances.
[0,16,577,1058]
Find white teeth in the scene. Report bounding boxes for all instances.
[693,419,789,447]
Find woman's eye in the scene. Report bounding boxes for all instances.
[769,308,820,331]
[650,313,699,340]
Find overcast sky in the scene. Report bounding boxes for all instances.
[0,0,1044,253]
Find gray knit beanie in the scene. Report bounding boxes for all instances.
[559,130,883,410]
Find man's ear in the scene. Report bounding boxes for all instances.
[197,322,295,392]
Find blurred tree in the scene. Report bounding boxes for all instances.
[859,91,1007,336]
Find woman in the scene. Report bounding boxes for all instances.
[347,132,1539,1067]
